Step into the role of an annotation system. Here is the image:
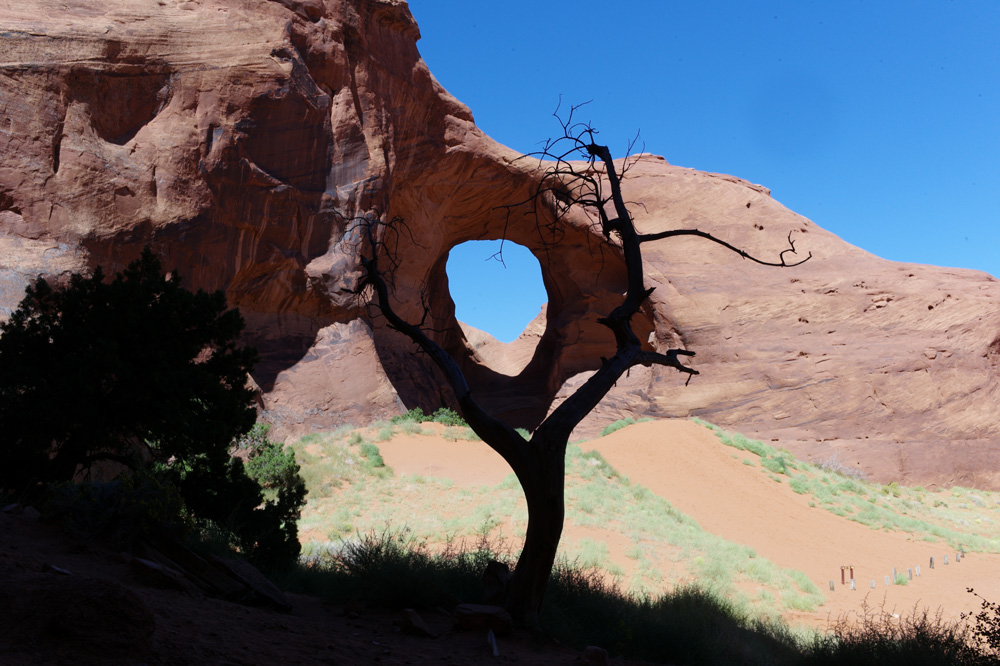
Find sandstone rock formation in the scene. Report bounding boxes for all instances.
[1,0,998,488]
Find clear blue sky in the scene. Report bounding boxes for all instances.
[410,1,1000,343]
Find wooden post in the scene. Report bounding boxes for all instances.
[850,579,856,591]
[907,568,912,580]
[829,580,835,592]
[884,575,890,586]
[930,557,934,569]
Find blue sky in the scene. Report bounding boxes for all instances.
[410,1,1000,342]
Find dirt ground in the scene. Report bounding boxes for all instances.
[4,419,998,664]
[0,509,641,665]
[378,420,1000,628]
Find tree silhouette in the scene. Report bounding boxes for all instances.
[354,109,809,627]
[0,247,257,495]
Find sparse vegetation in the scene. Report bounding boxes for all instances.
[359,442,386,468]
[294,424,823,616]
[807,598,991,666]
[692,419,1000,554]
[964,588,1000,659]
[599,417,653,438]
[282,528,997,665]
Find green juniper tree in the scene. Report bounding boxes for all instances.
[0,248,304,569]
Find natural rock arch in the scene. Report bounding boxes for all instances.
[445,239,546,346]
[367,188,658,429]
[1,0,998,487]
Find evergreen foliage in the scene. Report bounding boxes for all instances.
[0,249,305,570]
[0,247,257,492]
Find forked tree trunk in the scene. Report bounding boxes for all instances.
[505,442,567,628]
[355,127,803,633]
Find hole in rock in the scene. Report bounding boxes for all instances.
[445,240,546,344]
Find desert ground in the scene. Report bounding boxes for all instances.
[4,418,999,665]
[372,419,1000,628]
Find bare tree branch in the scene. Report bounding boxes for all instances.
[637,349,699,385]
[351,213,538,484]
[351,102,811,625]
[638,228,811,267]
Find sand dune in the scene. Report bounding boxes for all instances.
[378,420,1000,626]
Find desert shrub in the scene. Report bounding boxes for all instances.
[817,455,867,481]
[789,476,811,494]
[577,450,621,481]
[0,247,256,497]
[288,528,501,607]
[359,442,386,468]
[279,527,1000,665]
[807,601,986,666]
[45,471,190,547]
[541,570,800,665]
[390,407,426,424]
[600,418,637,437]
[761,452,794,476]
[431,407,468,427]
[162,423,307,572]
[964,588,1000,658]
[237,423,307,569]
[386,406,471,429]
[883,481,902,498]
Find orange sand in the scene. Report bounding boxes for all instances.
[377,420,1000,627]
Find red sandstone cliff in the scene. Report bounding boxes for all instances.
[1,0,998,488]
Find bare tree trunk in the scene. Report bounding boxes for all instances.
[352,113,808,631]
[505,442,566,628]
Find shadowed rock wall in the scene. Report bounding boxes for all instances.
[1,0,998,488]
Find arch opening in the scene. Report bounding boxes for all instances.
[445,240,547,344]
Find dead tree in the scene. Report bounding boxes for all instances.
[353,108,809,628]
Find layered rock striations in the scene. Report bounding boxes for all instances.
[1,0,998,487]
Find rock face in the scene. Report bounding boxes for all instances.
[1,0,998,488]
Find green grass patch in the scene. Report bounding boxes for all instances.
[599,417,653,438]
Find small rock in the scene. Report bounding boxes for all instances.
[343,597,364,618]
[481,560,510,605]
[401,608,437,637]
[581,645,609,665]
[129,556,203,597]
[208,555,292,611]
[453,604,513,636]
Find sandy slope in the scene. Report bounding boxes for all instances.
[378,420,1000,627]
